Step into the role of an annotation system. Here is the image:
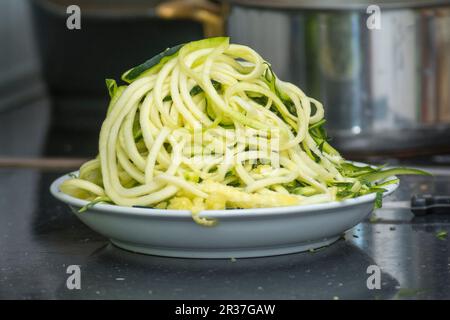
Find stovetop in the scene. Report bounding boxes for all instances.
[0,95,449,299]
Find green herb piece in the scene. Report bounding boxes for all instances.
[308,119,339,156]
[340,162,380,178]
[308,119,326,131]
[436,230,448,240]
[133,128,142,140]
[394,288,424,299]
[249,95,269,106]
[189,85,202,96]
[375,178,399,188]
[336,190,354,200]
[122,43,184,83]
[302,141,320,162]
[189,80,221,97]
[292,186,319,196]
[105,79,118,98]
[330,181,354,187]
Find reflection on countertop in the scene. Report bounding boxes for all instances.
[0,96,449,299]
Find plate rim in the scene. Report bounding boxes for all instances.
[50,163,399,218]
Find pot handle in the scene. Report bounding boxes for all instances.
[156,0,224,38]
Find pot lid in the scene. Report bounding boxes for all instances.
[225,0,450,10]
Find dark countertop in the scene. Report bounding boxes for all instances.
[0,95,449,300]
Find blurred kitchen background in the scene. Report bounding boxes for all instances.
[1,0,450,165]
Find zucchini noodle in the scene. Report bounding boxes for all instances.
[60,37,429,226]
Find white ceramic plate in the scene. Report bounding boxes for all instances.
[50,169,398,258]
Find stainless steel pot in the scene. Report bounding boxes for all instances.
[225,0,450,157]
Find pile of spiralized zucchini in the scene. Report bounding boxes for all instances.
[60,37,428,225]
